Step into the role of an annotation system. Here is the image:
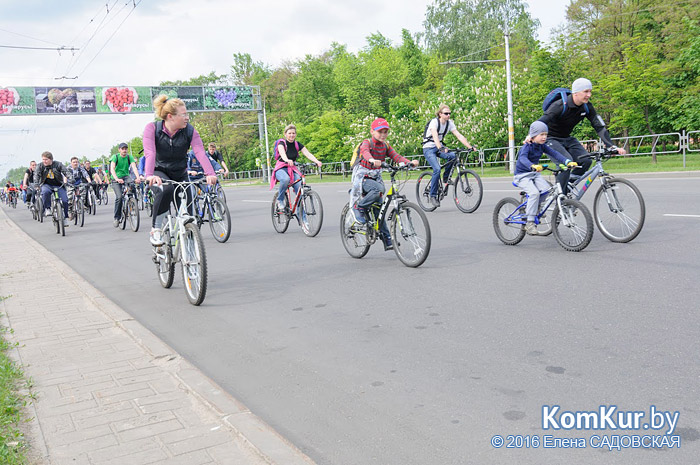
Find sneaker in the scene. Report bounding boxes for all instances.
[113,218,120,228]
[382,236,394,251]
[430,196,441,207]
[62,218,69,228]
[525,221,539,236]
[352,205,367,224]
[150,228,164,246]
[276,200,285,212]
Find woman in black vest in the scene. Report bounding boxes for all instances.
[143,95,217,246]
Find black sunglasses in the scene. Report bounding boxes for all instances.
[442,112,451,115]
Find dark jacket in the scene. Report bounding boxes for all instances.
[539,95,615,147]
[34,161,72,186]
[154,121,194,179]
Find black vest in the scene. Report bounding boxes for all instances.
[154,121,194,178]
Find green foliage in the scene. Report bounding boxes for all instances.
[0,318,30,464]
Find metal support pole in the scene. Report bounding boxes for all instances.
[260,97,271,182]
[504,30,516,175]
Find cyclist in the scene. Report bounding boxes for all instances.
[534,78,627,191]
[515,121,577,235]
[206,143,230,177]
[269,124,322,212]
[350,117,419,250]
[34,151,72,227]
[422,104,475,207]
[83,160,102,203]
[22,160,37,206]
[143,95,217,246]
[188,150,223,179]
[110,143,141,227]
[67,157,91,218]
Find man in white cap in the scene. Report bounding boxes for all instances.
[536,78,626,190]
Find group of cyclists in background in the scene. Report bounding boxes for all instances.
[2,77,639,303]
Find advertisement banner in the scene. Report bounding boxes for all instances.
[95,86,153,113]
[34,87,96,113]
[0,87,37,115]
[204,86,256,110]
[151,86,205,111]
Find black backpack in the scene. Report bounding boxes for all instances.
[422,118,450,145]
[542,88,589,116]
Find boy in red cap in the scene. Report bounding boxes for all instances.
[350,117,419,250]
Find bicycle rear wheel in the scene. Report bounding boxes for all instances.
[214,182,226,203]
[208,198,231,243]
[415,172,437,212]
[181,222,207,306]
[390,201,431,268]
[593,177,645,243]
[492,197,526,245]
[552,198,594,252]
[37,197,44,222]
[300,189,323,237]
[340,203,370,258]
[271,192,290,233]
[156,225,175,288]
[453,169,483,213]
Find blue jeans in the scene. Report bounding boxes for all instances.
[41,184,68,218]
[357,177,390,239]
[275,169,300,203]
[423,147,456,198]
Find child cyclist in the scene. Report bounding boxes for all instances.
[350,117,419,250]
[515,121,577,235]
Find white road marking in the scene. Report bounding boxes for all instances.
[242,200,271,203]
[663,214,700,218]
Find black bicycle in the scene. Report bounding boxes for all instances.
[116,181,140,232]
[68,184,87,228]
[415,148,483,213]
[192,180,232,243]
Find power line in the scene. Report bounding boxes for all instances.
[0,27,62,46]
[0,45,79,52]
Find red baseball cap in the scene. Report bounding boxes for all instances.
[371,117,390,131]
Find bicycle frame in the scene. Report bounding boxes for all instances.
[365,168,409,237]
[160,182,197,263]
[505,167,571,227]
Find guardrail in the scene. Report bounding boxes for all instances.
[224,130,699,180]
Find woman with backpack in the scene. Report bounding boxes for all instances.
[270,124,322,211]
[422,104,474,207]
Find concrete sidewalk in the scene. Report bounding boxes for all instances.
[0,207,315,465]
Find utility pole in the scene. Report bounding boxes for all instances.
[504,28,516,174]
[261,97,271,182]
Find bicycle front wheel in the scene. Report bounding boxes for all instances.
[52,198,61,234]
[390,201,431,268]
[300,189,323,237]
[552,198,594,252]
[214,182,227,203]
[415,172,436,212]
[90,191,97,215]
[453,169,483,213]
[127,198,139,232]
[593,177,645,243]
[271,192,290,233]
[77,197,85,227]
[181,222,207,306]
[37,198,44,222]
[103,189,109,205]
[208,198,231,243]
[156,225,175,288]
[339,203,370,259]
[492,197,526,245]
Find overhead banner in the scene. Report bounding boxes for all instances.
[0,85,260,115]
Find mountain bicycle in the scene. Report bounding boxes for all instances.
[564,148,645,243]
[341,163,431,267]
[271,164,323,237]
[117,181,140,232]
[415,148,483,213]
[151,180,208,306]
[192,179,231,243]
[493,165,594,252]
[68,184,86,228]
[47,185,67,236]
[86,182,97,215]
[98,183,109,205]
[143,187,155,217]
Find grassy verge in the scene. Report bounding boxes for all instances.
[0,300,30,465]
[222,153,700,186]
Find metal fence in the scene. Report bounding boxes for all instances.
[223,130,699,182]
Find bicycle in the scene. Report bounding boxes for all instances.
[68,184,87,228]
[87,182,97,215]
[565,148,645,243]
[493,164,594,252]
[415,148,483,213]
[340,163,431,267]
[151,180,208,306]
[116,181,140,232]
[191,179,232,243]
[143,186,155,217]
[271,164,324,237]
[98,183,109,205]
[46,185,67,236]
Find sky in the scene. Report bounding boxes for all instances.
[0,0,568,177]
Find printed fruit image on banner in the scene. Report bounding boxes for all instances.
[95,86,152,113]
[0,87,36,115]
[35,87,96,113]
[204,86,255,110]
[151,86,205,111]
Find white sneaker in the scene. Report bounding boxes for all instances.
[525,222,539,236]
[276,200,285,211]
[150,228,164,246]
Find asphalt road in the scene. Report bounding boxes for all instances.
[4,173,700,465]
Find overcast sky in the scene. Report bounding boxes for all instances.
[0,0,568,175]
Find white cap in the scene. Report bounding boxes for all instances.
[572,78,592,93]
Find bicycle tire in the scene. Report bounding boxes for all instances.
[552,198,594,252]
[271,192,290,233]
[390,201,431,268]
[77,197,85,227]
[119,200,128,230]
[593,177,645,243]
[215,182,227,203]
[453,169,483,213]
[339,202,370,259]
[37,198,44,223]
[182,222,207,306]
[52,196,61,234]
[415,172,437,212]
[492,197,526,245]
[104,189,109,205]
[90,191,97,215]
[300,189,323,237]
[156,225,175,288]
[128,197,140,232]
[208,198,231,243]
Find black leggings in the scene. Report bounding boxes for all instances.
[150,170,189,227]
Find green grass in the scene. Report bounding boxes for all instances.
[0,305,30,465]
